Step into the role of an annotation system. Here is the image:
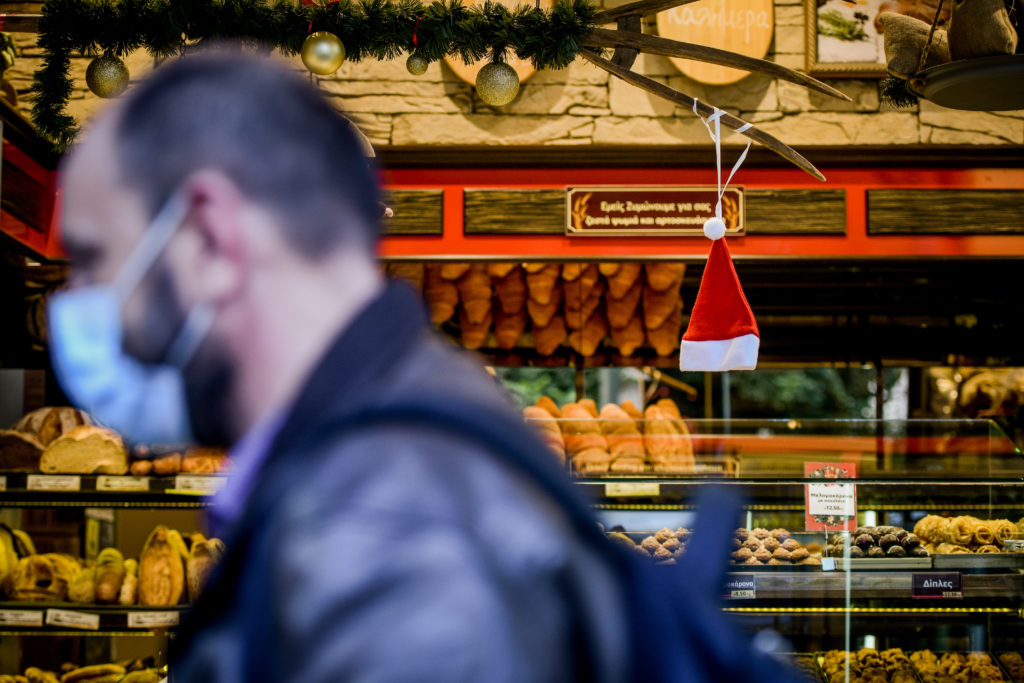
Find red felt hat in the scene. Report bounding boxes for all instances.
[679,235,759,371]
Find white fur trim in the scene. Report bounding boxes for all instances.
[679,334,759,371]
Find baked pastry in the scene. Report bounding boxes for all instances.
[383,262,425,290]
[533,315,567,356]
[572,446,611,475]
[439,263,470,281]
[642,406,694,473]
[534,396,561,418]
[423,266,458,325]
[559,403,608,459]
[599,404,646,473]
[561,263,585,282]
[94,547,125,604]
[129,459,153,476]
[609,316,645,356]
[565,280,605,331]
[562,264,600,314]
[605,277,642,329]
[0,430,45,472]
[620,400,643,422]
[606,262,643,299]
[656,398,682,420]
[642,283,681,331]
[39,426,128,475]
[646,297,684,357]
[13,406,93,447]
[459,307,492,350]
[494,309,527,350]
[456,265,492,325]
[645,263,685,291]
[526,285,563,328]
[187,534,225,602]
[577,399,599,419]
[8,554,79,601]
[68,567,96,603]
[525,264,562,305]
[58,665,126,683]
[494,266,527,314]
[567,312,608,357]
[598,262,621,278]
[139,526,188,606]
[486,262,517,279]
[119,559,138,606]
[522,406,566,462]
[24,668,59,683]
[152,453,182,476]
[181,447,228,474]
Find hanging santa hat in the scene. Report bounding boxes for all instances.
[679,102,759,372]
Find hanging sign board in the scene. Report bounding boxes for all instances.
[804,461,858,531]
[566,186,744,237]
[444,0,552,89]
[656,0,774,85]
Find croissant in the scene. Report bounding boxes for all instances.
[643,406,694,473]
[535,396,561,418]
[494,308,527,350]
[599,262,621,278]
[647,298,684,357]
[486,262,517,279]
[578,399,599,418]
[424,265,458,325]
[459,307,492,350]
[656,398,682,420]
[533,314,567,356]
[566,280,605,330]
[606,277,642,329]
[560,403,607,456]
[573,446,611,475]
[645,263,685,291]
[456,265,492,325]
[440,263,471,281]
[494,266,527,314]
[523,262,552,274]
[607,262,643,299]
[384,262,425,290]
[609,315,645,356]
[643,284,681,330]
[523,406,565,462]
[568,311,608,357]
[620,400,643,422]
[599,404,646,461]
[526,285,563,327]
[561,263,585,282]
[526,264,562,305]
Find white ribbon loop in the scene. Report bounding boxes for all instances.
[692,99,753,221]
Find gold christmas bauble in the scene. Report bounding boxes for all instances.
[406,53,429,76]
[301,31,346,75]
[86,54,129,99]
[475,62,519,106]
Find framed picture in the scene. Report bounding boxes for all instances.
[803,0,949,77]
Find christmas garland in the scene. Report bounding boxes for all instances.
[31,0,596,148]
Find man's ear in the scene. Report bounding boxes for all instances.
[178,169,246,306]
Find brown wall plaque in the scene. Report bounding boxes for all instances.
[464,189,566,235]
[381,189,443,235]
[567,186,744,236]
[868,189,1024,235]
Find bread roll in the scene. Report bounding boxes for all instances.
[534,396,561,418]
[13,407,93,447]
[609,315,645,356]
[58,665,125,683]
[181,450,226,474]
[384,262,425,290]
[598,263,621,277]
[561,263,585,282]
[494,309,527,350]
[646,296,684,357]
[642,283,681,331]
[533,315,567,356]
[0,430,44,472]
[39,426,128,475]
[606,277,642,329]
[525,264,561,305]
[559,403,607,456]
[68,567,97,603]
[526,286,563,328]
[439,264,470,281]
[606,263,643,299]
[522,406,566,463]
[567,312,608,357]
[151,453,181,476]
[94,547,125,604]
[486,262,517,279]
[119,559,138,606]
[456,265,492,325]
[139,526,187,606]
[459,307,492,350]
[129,459,153,476]
[424,266,458,325]
[645,263,685,291]
[620,400,643,422]
[578,399,599,418]
[494,267,526,314]
[599,404,646,470]
[565,279,604,330]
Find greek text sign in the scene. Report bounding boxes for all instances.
[566,186,744,236]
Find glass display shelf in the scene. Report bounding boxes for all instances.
[0,474,226,507]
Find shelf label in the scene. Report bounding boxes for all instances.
[0,609,43,627]
[85,507,115,523]
[0,475,6,491]
[45,609,100,630]
[912,572,962,599]
[96,476,150,492]
[723,574,756,599]
[604,482,661,498]
[127,611,180,629]
[804,461,857,532]
[27,475,81,492]
[171,475,227,496]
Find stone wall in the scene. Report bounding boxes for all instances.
[4,0,1022,148]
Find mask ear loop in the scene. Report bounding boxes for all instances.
[164,302,216,369]
[111,191,192,302]
[692,99,753,221]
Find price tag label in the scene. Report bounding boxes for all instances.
[604,483,661,498]
[912,573,963,599]
[96,476,149,492]
[45,609,100,630]
[0,475,7,491]
[27,475,81,492]
[127,611,180,629]
[723,574,756,599]
[85,507,115,523]
[0,609,43,627]
[172,475,227,496]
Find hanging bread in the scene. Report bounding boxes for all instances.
[645,263,685,292]
[187,534,225,603]
[566,279,605,330]
[606,277,642,329]
[138,526,188,606]
[94,547,126,604]
[533,315,567,356]
[607,262,643,299]
[598,262,621,278]
[384,262,425,290]
[0,430,45,472]
[527,285,563,327]
[525,264,562,305]
[486,262,517,279]
[40,426,128,475]
[13,407,93,447]
[522,406,566,463]
[563,263,600,303]
[561,263,585,282]
[456,265,492,325]
[610,315,645,356]
[534,396,561,418]
[647,298,684,357]
[494,309,527,350]
[424,266,458,325]
[643,283,681,330]
[494,266,527,314]
[439,263,470,281]
[568,311,608,357]
[459,307,492,350]
[523,262,551,274]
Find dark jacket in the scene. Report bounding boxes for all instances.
[171,282,629,682]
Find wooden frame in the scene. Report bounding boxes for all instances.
[804,0,887,78]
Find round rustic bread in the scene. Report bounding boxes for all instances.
[13,407,94,447]
[40,426,128,475]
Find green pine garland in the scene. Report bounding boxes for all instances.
[31,0,596,149]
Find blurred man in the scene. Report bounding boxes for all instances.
[51,51,627,681]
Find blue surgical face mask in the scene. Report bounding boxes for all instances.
[48,192,216,447]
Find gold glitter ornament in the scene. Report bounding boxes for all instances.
[475,62,519,106]
[301,31,345,75]
[406,53,429,76]
[86,54,130,99]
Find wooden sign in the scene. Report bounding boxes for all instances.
[566,186,744,236]
[444,0,552,88]
[656,0,774,85]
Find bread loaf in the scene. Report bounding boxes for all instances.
[118,559,138,606]
[68,568,97,603]
[13,407,93,447]
[522,407,565,463]
[9,554,79,601]
[58,665,125,683]
[39,426,128,475]
[187,534,225,603]
[0,430,45,472]
[151,453,182,476]
[94,547,125,603]
[138,526,187,606]
[182,447,227,474]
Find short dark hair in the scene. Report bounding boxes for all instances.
[114,49,381,256]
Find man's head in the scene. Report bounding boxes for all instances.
[59,50,385,445]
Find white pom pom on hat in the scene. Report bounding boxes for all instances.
[703,216,727,240]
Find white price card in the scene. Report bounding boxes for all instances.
[604,482,661,498]
[0,609,43,627]
[172,475,227,496]
[27,475,81,492]
[0,475,6,491]
[96,476,150,492]
[806,483,857,518]
[45,609,99,630]
[127,611,180,629]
